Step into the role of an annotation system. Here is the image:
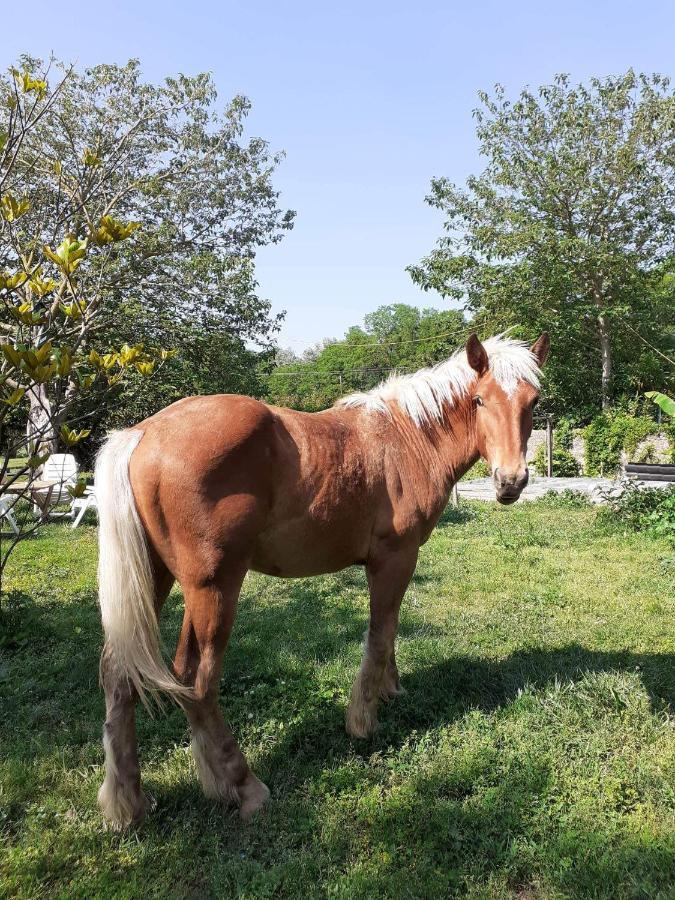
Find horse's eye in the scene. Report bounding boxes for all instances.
[473,396,484,407]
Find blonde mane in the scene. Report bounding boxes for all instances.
[336,335,541,426]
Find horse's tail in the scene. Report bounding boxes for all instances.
[96,430,190,708]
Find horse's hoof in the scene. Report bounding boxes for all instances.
[345,704,377,739]
[98,778,148,830]
[238,773,270,822]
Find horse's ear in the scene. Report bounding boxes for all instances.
[530,332,550,367]
[466,333,489,376]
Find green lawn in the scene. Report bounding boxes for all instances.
[1,501,674,899]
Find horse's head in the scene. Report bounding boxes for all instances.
[466,332,550,505]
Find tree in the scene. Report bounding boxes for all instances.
[2,56,293,447]
[409,71,675,411]
[266,304,467,411]
[0,57,292,573]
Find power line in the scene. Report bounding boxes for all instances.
[276,315,518,353]
[615,317,675,367]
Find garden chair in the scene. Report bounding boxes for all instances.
[33,453,79,518]
[70,487,98,528]
[0,495,19,534]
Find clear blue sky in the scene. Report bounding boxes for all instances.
[4,1,675,350]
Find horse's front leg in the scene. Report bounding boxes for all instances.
[346,543,418,739]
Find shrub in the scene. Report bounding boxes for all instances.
[555,417,576,450]
[532,442,580,477]
[635,443,657,464]
[535,489,590,509]
[583,413,659,475]
[598,479,675,542]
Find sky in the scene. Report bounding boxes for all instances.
[3,1,675,350]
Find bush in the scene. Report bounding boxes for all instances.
[535,489,590,509]
[583,413,658,475]
[532,442,580,477]
[598,480,675,542]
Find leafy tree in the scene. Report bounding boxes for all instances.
[0,57,292,571]
[2,56,293,446]
[409,71,675,412]
[266,305,467,410]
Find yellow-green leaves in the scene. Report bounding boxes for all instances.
[11,68,47,99]
[60,299,87,320]
[27,451,50,469]
[54,347,72,377]
[28,272,57,297]
[66,477,88,499]
[91,215,140,245]
[159,348,178,361]
[8,301,44,326]
[82,148,101,167]
[117,344,143,365]
[88,349,118,370]
[59,424,90,446]
[1,341,73,384]
[43,234,88,275]
[135,361,155,376]
[0,271,29,291]
[1,386,25,406]
[1,193,30,222]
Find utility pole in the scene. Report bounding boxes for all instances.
[546,416,553,478]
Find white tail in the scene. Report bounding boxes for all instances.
[96,430,191,707]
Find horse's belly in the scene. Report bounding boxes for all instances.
[250,519,369,577]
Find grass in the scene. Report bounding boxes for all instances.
[0,501,674,899]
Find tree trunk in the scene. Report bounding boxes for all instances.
[597,314,613,411]
[27,385,58,460]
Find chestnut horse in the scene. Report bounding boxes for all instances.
[95,332,549,828]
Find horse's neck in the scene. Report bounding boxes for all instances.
[430,397,480,485]
[389,396,480,502]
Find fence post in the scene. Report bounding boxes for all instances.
[546,416,553,478]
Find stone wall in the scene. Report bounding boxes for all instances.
[527,428,671,473]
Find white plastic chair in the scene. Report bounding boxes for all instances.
[0,495,19,534]
[71,487,97,528]
[33,453,79,518]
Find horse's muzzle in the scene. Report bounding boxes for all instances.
[493,467,529,505]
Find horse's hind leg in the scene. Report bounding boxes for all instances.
[98,564,174,828]
[346,544,418,739]
[174,570,269,822]
[381,645,405,701]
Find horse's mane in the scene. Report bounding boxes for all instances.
[335,334,541,426]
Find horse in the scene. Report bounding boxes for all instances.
[95,331,549,828]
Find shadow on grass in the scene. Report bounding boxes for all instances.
[3,571,674,898]
[250,641,674,792]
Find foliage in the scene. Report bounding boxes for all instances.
[646,390,675,418]
[0,57,292,570]
[0,65,175,571]
[532,442,580,477]
[598,479,675,542]
[583,412,660,475]
[1,506,673,897]
[267,305,468,411]
[409,71,675,413]
[534,488,590,508]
